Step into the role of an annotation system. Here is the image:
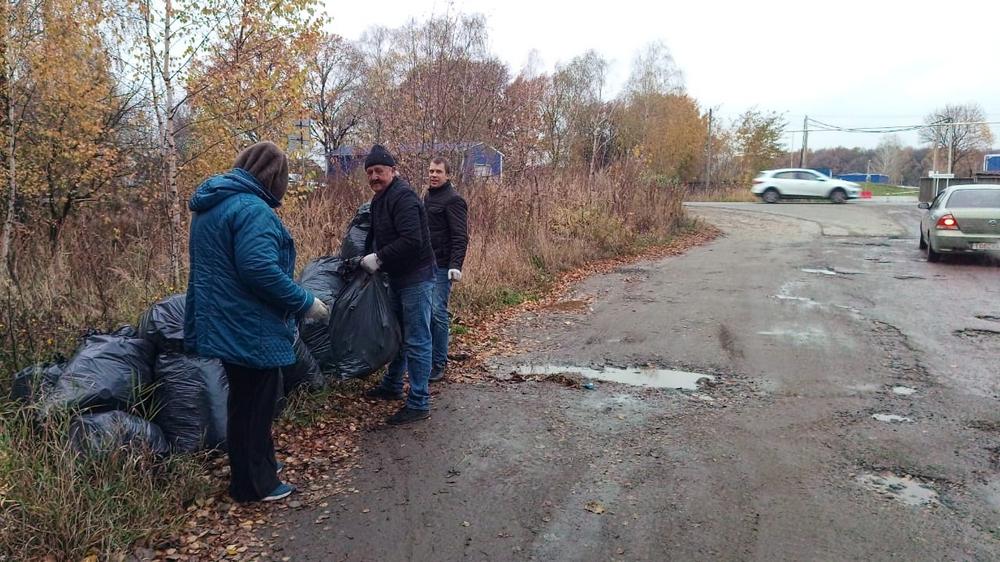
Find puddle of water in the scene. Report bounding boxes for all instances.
[757,327,827,346]
[858,473,938,506]
[512,365,714,390]
[801,267,863,276]
[773,294,822,308]
[873,414,913,423]
[892,386,917,396]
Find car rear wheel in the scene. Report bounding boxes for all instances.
[829,188,847,204]
[925,235,941,262]
[762,188,780,204]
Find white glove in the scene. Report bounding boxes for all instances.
[304,298,330,322]
[447,269,462,282]
[361,253,381,273]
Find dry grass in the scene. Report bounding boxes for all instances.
[0,404,212,559]
[683,184,757,203]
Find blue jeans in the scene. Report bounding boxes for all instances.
[431,268,453,375]
[380,280,434,411]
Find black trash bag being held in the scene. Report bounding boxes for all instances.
[152,352,228,453]
[70,411,170,457]
[137,294,186,352]
[297,256,347,367]
[328,269,401,380]
[41,329,155,415]
[340,202,372,259]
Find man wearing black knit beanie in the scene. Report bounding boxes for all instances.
[360,144,437,425]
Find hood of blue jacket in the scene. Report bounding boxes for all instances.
[189,168,280,213]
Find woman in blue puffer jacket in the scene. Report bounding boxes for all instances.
[185,141,329,503]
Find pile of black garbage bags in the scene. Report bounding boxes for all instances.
[8,203,400,457]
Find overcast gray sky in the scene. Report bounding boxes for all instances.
[325,0,1000,152]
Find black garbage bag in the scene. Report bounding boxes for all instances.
[328,270,401,379]
[10,362,64,403]
[152,352,228,453]
[137,294,186,352]
[297,256,347,367]
[340,202,372,259]
[283,330,324,395]
[41,330,155,415]
[70,411,170,457]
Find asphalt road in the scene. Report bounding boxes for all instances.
[273,199,1000,561]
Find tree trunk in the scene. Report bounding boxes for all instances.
[164,0,182,288]
[1,5,15,279]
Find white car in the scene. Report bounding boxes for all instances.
[751,168,862,204]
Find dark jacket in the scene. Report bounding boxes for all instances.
[424,181,469,271]
[185,168,314,369]
[371,176,435,287]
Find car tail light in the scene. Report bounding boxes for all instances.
[936,214,959,230]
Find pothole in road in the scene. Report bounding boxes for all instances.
[858,473,939,507]
[954,328,1000,341]
[873,414,913,423]
[510,365,715,390]
[966,420,1000,433]
[976,315,1000,323]
[891,386,917,396]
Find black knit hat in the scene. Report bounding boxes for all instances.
[364,144,396,169]
[234,141,289,201]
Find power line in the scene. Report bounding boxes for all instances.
[786,117,1000,134]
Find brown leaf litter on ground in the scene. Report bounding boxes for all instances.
[144,224,720,561]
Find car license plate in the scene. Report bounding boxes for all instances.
[972,242,1000,250]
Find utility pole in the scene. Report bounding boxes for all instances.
[798,115,809,168]
[944,116,954,175]
[704,108,712,190]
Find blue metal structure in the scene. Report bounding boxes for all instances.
[984,154,1000,172]
[835,173,890,184]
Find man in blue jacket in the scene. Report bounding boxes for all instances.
[186,141,329,503]
[360,144,437,425]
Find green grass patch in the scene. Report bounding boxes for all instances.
[861,182,918,196]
